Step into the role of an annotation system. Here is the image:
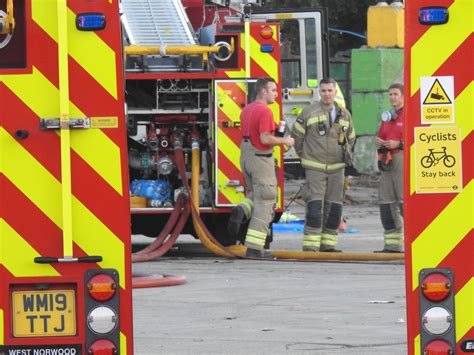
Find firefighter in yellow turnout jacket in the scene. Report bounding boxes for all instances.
[291,78,355,252]
[228,78,294,258]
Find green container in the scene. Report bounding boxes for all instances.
[330,59,351,110]
[353,136,378,174]
[352,92,388,136]
[352,48,404,91]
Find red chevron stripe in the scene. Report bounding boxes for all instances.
[31,21,59,87]
[67,0,120,51]
[68,56,124,146]
[438,230,474,293]
[70,148,131,238]
[405,230,473,350]
[217,109,243,148]
[461,132,473,186]
[29,1,126,149]
[218,81,248,102]
[405,0,454,51]
[250,56,275,80]
[405,39,473,240]
[218,191,231,205]
[2,87,129,239]
[218,148,242,182]
[0,175,101,273]
[458,328,474,353]
[405,134,473,243]
[432,34,473,96]
[1,83,61,179]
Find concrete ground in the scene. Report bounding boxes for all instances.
[131,176,408,354]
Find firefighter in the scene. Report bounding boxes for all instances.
[374,83,404,253]
[227,77,294,258]
[291,77,355,252]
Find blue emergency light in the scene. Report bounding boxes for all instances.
[260,44,274,53]
[418,7,449,25]
[76,13,106,31]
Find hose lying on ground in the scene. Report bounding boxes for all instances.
[132,273,186,288]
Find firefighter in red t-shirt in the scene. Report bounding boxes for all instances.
[375,83,404,253]
[227,77,294,258]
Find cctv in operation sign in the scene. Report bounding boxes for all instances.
[414,126,462,194]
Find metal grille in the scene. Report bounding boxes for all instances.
[121,0,196,46]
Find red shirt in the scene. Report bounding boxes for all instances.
[377,107,404,153]
[240,101,275,151]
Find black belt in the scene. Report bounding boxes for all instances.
[255,153,273,158]
[242,136,250,142]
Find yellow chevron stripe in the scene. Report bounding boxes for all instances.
[120,332,126,355]
[0,129,125,287]
[31,3,117,99]
[277,185,282,209]
[218,130,240,167]
[225,69,247,78]
[411,181,473,290]
[270,25,277,42]
[410,0,473,96]
[457,81,473,139]
[456,278,474,341]
[414,335,420,355]
[0,219,60,277]
[217,85,242,122]
[217,131,242,204]
[218,168,244,204]
[72,198,125,288]
[249,35,278,83]
[0,128,63,224]
[67,10,118,99]
[269,102,281,122]
[236,82,248,95]
[0,67,123,195]
[216,86,242,204]
[410,81,473,195]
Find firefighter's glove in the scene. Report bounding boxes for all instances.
[377,148,394,172]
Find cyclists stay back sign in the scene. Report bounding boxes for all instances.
[414,126,462,194]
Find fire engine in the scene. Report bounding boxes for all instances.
[0,0,133,353]
[122,0,334,249]
[404,0,473,354]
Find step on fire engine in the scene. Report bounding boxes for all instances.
[122,0,333,248]
[404,0,473,354]
[0,0,133,353]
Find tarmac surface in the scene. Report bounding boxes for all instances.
[131,176,408,354]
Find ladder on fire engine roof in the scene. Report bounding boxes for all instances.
[121,0,196,47]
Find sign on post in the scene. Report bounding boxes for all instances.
[414,126,462,194]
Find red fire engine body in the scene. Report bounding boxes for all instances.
[404,1,473,354]
[0,0,133,352]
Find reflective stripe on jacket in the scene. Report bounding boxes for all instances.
[291,101,355,172]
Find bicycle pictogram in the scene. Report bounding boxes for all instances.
[420,146,456,168]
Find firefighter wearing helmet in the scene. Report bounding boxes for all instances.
[291,77,355,252]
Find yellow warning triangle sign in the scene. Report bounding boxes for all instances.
[423,79,452,104]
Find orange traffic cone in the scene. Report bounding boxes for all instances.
[338,217,346,232]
